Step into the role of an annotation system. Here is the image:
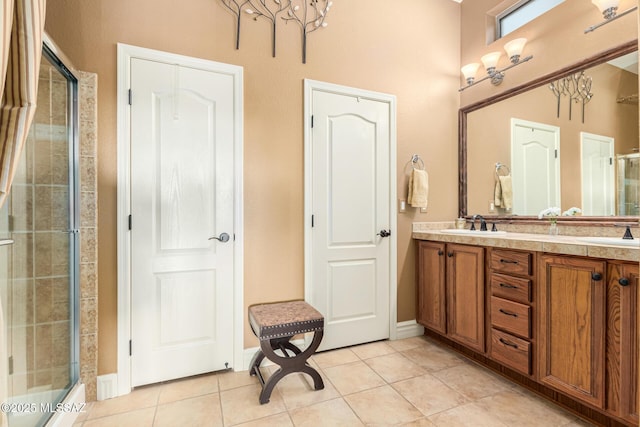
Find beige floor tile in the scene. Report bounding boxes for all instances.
[400,343,464,372]
[392,374,468,417]
[234,412,294,427]
[344,385,423,425]
[157,373,219,404]
[311,347,359,369]
[322,360,386,395]
[399,418,437,427]
[82,407,156,427]
[349,340,396,360]
[289,398,363,427]
[218,369,261,391]
[431,363,512,400]
[220,384,286,426]
[364,352,427,383]
[386,336,430,352]
[275,370,341,410]
[153,393,222,427]
[474,390,580,427]
[428,402,509,427]
[86,386,160,419]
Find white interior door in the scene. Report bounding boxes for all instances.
[129,58,236,386]
[511,119,561,215]
[581,132,615,215]
[306,81,396,352]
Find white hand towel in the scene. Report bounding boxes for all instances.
[408,169,429,208]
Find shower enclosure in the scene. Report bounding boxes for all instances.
[617,153,640,216]
[0,42,79,427]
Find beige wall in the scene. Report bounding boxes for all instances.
[44,0,462,375]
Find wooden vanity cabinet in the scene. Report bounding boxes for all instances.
[605,261,638,425]
[416,241,485,352]
[488,248,534,376]
[538,254,606,409]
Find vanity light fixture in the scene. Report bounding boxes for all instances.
[459,38,533,92]
[585,0,638,33]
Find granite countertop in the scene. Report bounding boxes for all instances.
[412,226,639,263]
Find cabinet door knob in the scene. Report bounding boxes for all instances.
[447,252,454,257]
[591,272,603,281]
[437,250,444,256]
[619,277,630,286]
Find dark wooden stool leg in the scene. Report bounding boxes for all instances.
[255,330,325,404]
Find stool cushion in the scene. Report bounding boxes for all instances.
[249,300,324,341]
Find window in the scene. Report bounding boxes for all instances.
[497,0,565,38]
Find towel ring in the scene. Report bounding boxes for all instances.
[495,162,510,177]
[411,154,425,170]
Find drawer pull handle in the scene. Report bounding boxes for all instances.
[499,309,518,317]
[499,338,518,349]
[500,259,518,264]
[499,283,518,289]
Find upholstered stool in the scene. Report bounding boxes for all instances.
[248,300,325,404]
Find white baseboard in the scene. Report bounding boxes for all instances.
[239,320,424,371]
[97,374,118,401]
[395,320,425,340]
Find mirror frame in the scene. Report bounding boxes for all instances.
[459,40,639,225]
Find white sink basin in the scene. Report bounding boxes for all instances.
[440,229,508,236]
[576,236,640,247]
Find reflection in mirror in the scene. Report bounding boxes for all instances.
[461,42,639,220]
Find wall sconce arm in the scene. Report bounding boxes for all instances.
[459,54,533,92]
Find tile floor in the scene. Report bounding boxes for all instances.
[73,336,594,426]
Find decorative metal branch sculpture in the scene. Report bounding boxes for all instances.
[245,0,292,57]
[219,0,251,49]
[281,0,333,63]
[548,71,594,123]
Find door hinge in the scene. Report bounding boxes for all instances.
[311,115,314,128]
[7,215,13,232]
[610,157,613,165]
[555,149,558,158]
[311,215,314,227]
[128,215,132,230]
[8,356,13,375]
[129,340,132,356]
[128,89,132,105]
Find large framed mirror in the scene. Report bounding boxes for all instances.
[459,40,638,224]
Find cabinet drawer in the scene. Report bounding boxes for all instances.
[490,249,532,276]
[491,296,531,338]
[491,273,531,304]
[490,329,531,376]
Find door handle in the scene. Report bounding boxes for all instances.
[208,232,230,242]
[377,229,391,238]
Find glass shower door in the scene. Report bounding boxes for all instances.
[1,44,79,427]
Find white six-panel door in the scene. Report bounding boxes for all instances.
[305,80,396,351]
[129,57,236,386]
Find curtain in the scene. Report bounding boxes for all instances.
[0,0,47,208]
[0,2,46,426]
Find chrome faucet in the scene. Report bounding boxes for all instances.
[470,214,487,231]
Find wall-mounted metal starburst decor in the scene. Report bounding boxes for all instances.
[217,0,333,64]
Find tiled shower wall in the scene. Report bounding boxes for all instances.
[78,71,98,402]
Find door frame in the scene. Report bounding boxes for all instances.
[116,43,244,395]
[303,79,398,342]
